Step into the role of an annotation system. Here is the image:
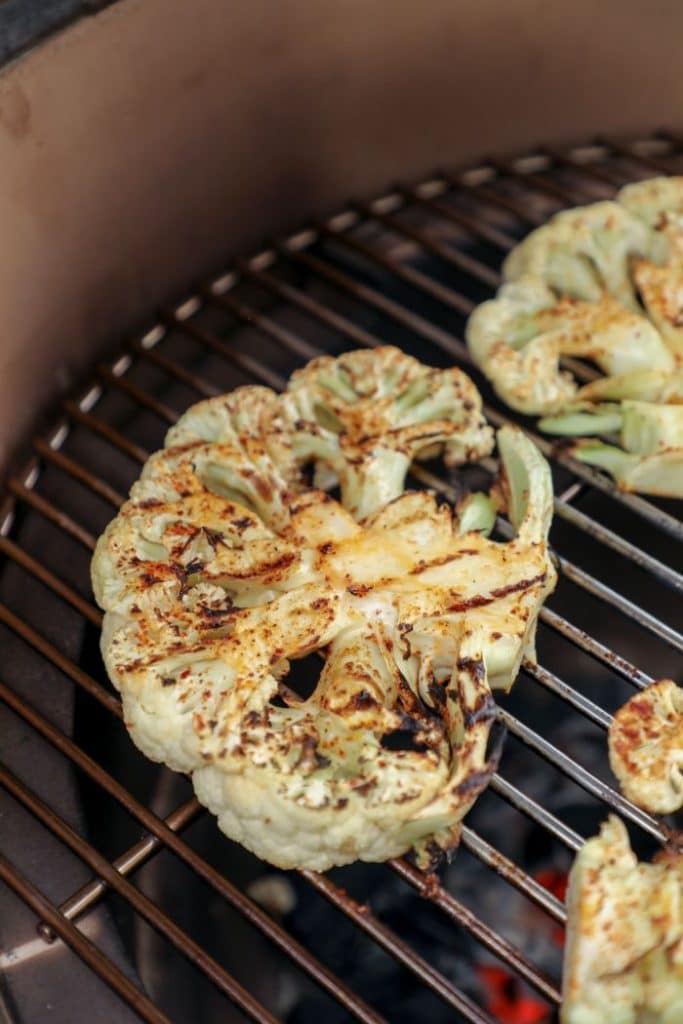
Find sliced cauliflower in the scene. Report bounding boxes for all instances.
[466,276,672,414]
[562,816,683,1024]
[502,201,661,310]
[618,177,683,359]
[275,346,494,519]
[608,679,683,815]
[92,348,556,871]
[540,400,683,497]
[466,175,683,497]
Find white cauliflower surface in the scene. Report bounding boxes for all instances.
[609,679,683,815]
[466,177,683,497]
[562,816,683,1024]
[92,347,556,871]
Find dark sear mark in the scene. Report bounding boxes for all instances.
[457,657,487,684]
[348,689,379,710]
[463,692,497,729]
[408,549,479,574]
[295,735,331,771]
[231,516,253,531]
[445,572,547,613]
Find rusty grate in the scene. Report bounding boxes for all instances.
[1,136,682,1024]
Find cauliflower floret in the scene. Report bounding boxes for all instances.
[466,276,672,415]
[502,201,661,310]
[608,679,683,815]
[540,401,683,497]
[562,816,683,1023]
[92,349,556,871]
[466,175,683,498]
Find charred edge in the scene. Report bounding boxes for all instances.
[463,692,497,729]
[350,778,377,796]
[199,601,234,620]
[243,710,264,727]
[137,498,163,509]
[184,559,206,576]
[445,572,546,614]
[202,527,229,549]
[347,583,371,597]
[420,840,449,874]
[231,516,253,531]
[457,657,487,684]
[454,768,496,798]
[428,679,447,710]
[161,677,176,687]
[348,689,379,710]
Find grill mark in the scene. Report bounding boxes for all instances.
[408,549,479,574]
[445,572,546,613]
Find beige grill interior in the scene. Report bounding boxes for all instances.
[0,138,682,1023]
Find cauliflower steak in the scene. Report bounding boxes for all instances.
[562,816,683,1023]
[609,679,683,815]
[92,347,556,870]
[466,176,683,497]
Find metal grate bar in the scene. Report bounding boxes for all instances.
[399,187,518,251]
[0,678,390,1024]
[299,868,498,1024]
[601,139,678,176]
[459,180,547,225]
[41,799,202,940]
[0,850,172,1024]
[486,160,585,205]
[318,219,476,315]
[542,147,625,188]
[523,661,613,730]
[208,285,324,362]
[63,400,148,464]
[354,198,501,286]
[127,337,222,398]
[539,605,651,689]
[0,762,280,1024]
[0,535,102,628]
[98,365,179,425]
[0,601,122,718]
[388,857,560,1003]
[33,437,127,509]
[498,708,671,845]
[459,827,566,924]
[489,775,583,852]
[6,477,97,550]
[230,260,381,349]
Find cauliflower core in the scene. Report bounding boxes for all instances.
[92,347,556,870]
[466,177,683,497]
[562,816,683,1023]
[609,679,683,815]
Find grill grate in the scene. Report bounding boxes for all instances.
[1,137,682,1024]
